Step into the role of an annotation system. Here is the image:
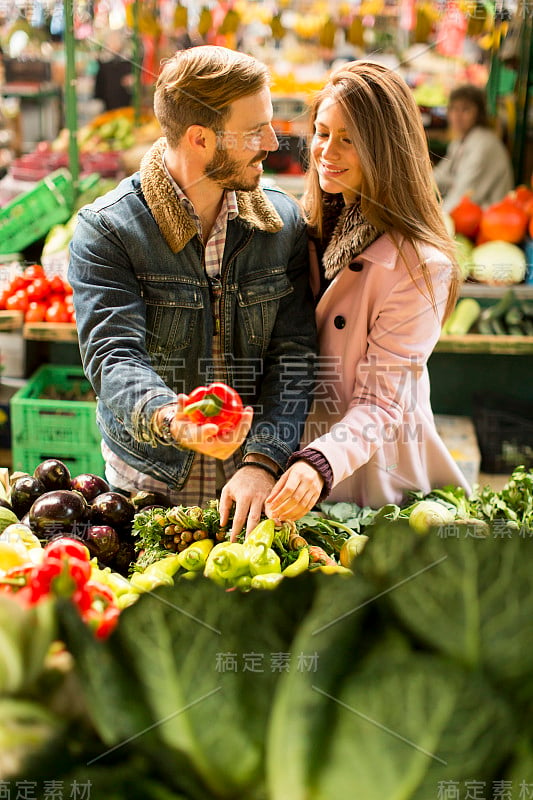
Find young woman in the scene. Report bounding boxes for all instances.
[266,60,471,521]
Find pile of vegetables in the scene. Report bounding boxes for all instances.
[1,459,139,578]
[129,507,358,598]
[1,465,532,797]
[0,262,75,323]
[448,186,533,287]
[50,107,160,156]
[443,287,533,336]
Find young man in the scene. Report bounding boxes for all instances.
[68,46,317,538]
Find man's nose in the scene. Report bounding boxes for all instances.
[263,124,279,152]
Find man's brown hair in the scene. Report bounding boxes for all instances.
[154,45,270,147]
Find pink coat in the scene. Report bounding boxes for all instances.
[303,233,471,508]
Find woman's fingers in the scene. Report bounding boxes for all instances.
[265,461,323,521]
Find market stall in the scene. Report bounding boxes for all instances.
[0,4,532,791]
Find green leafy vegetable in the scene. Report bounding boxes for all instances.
[270,652,514,800]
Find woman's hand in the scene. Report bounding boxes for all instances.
[265,461,324,522]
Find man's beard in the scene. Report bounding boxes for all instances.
[204,146,267,191]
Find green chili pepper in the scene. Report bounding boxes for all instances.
[246,542,281,576]
[177,538,214,572]
[129,569,174,593]
[204,542,250,587]
[315,564,353,576]
[178,570,202,581]
[246,518,276,548]
[116,591,140,610]
[339,534,369,569]
[282,545,310,577]
[250,572,285,590]
[235,574,252,591]
[143,554,182,578]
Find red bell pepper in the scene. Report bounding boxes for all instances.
[79,580,120,639]
[182,382,244,432]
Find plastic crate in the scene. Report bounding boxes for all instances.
[10,365,105,478]
[473,393,533,474]
[0,169,74,255]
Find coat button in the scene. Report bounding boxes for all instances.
[349,260,363,271]
[334,315,346,329]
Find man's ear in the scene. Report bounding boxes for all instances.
[186,125,217,155]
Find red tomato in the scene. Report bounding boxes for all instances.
[25,301,48,322]
[23,264,45,283]
[63,279,73,295]
[512,185,533,213]
[45,301,70,323]
[26,277,51,302]
[450,195,483,239]
[48,275,66,295]
[0,289,9,310]
[8,275,27,293]
[5,289,29,312]
[480,197,528,243]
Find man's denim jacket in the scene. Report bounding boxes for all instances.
[68,142,317,490]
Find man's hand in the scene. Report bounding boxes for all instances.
[219,464,277,541]
[159,395,253,460]
[264,461,324,522]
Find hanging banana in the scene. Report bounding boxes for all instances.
[270,13,286,41]
[346,15,364,47]
[197,6,213,37]
[319,17,337,49]
[217,8,242,35]
[173,2,188,29]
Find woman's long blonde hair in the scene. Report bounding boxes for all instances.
[304,61,460,319]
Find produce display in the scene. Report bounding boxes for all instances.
[443,288,533,337]
[0,262,74,323]
[0,455,532,797]
[449,186,533,287]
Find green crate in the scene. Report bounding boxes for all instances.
[10,364,105,478]
[10,444,105,478]
[0,169,75,255]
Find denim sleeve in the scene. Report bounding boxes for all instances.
[243,210,318,469]
[68,208,178,447]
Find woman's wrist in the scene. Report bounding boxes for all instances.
[288,448,333,500]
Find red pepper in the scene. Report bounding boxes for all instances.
[79,580,120,639]
[44,538,90,563]
[182,382,244,431]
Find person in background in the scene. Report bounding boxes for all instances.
[433,83,514,213]
[68,46,317,538]
[264,60,470,524]
[93,30,134,111]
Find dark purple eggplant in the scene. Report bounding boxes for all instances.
[70,473,110,502]
[33,459,71,491]
[90,492,135,529]
[109,539,137,577]
[10,475,47,519]
[85,524,120,563]
[0,497,14,512]
[29,490,88,538]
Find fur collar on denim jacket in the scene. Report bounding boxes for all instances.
[140,137,284,253]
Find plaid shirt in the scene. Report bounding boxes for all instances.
[103,164,241,505]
